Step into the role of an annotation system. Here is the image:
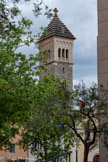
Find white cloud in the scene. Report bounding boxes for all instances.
[73,76,97,87]
[16,0,98,86]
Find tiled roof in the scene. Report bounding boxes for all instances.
[39,9,76,42]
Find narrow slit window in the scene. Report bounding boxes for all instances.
[58,48,61,57]
[63,82,66,88]
[10,144,15,153]
[66,49,69,58]
[43,52,45,59]
[62,49,65,58]
[48,50,50,60]
[63,67,64,72]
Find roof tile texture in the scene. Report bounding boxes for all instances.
[39,15,76,42]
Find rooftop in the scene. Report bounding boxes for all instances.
[39,8,76,42]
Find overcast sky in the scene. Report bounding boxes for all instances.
[17,0,98,86]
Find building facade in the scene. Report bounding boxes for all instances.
[0,134,27,162]
[97,0,108,161]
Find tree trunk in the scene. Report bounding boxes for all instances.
[44,148,48,160]
[83,144,89,162]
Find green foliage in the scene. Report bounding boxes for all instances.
[33,0,53,19]
[1,1,107,162]
[20,79,108,162]
[20,75,74,161]
[0,0,74,160]
[0,0,44,148]
[21,80,107,162]
[0,0,54,152]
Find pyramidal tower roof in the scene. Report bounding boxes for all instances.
[39,8,76,42]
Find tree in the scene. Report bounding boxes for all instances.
[21,81,108,162]
[1,1,107,161]
[20,75,74,161]
[52,82,108,162]
[0,0,52,148]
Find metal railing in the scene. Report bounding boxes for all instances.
[43,151,72,162]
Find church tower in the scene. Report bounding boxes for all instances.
[39,8,76,90]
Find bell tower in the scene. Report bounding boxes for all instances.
[39,8,76,90]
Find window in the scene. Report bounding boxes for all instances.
[32,141,36,151]
[43,51,45,59]
[62,82,66,88]
[85,131,91,141]
[10,144,15,153]
[58,48,61,57]
[48,50,50,60]
[62,49,65,58]
[38,144,43,150]
[66,49,69,58]
[19,160,25,162]
[32,142,43,151]
[63,67,65,72]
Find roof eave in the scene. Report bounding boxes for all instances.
[39,35,76,42]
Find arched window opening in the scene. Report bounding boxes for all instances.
[63,67,65,72]
[62,49,65,58]
[58,48,61,57]
[66,49,69,58]
[93,155,99,162]
[43,50,48,60]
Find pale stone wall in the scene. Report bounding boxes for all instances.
[54,36,73,64]
[97,0,108,161]
[39,36,54,64]
[39,36,74,90]
[39,36,74,65]
[98,0,108,86]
